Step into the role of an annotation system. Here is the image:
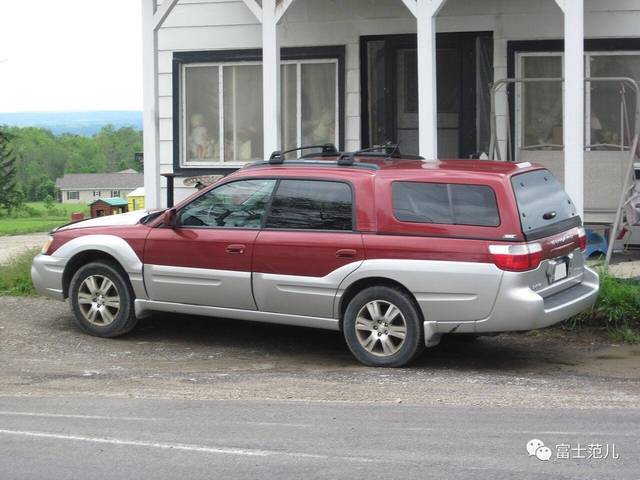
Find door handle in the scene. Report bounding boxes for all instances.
[336,249,357,259]
[226,244,246,254]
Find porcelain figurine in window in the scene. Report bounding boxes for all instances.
[189,114,216,160]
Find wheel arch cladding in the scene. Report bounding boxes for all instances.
[62,250,128,299]
[338,277,423,329]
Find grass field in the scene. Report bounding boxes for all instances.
[0,202,89,236]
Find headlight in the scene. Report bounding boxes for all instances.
[41,236,54,255]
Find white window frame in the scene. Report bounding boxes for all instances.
[515,50,640,155]
[67,191,79,200]
[181,59,340,168]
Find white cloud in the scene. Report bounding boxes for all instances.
[0,0,142,112]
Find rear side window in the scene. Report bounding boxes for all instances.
[264,180,353,231]
[392,182,500,227]
[511,169,577,236]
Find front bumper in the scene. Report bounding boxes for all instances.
[31,253,67,301]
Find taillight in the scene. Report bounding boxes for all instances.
[489,243,543,272]
[577,226,587,252]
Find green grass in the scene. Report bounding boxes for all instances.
[0,202,88,236]
[0,248,39,296]
[565,270,640,343]
[607,328,640,344]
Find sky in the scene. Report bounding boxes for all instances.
[0,0,142,113]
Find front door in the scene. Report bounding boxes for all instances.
[251,179,364,319]
[143,178,276,309]
[361,32,493,158]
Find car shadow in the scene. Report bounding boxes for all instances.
[123,313,571,374]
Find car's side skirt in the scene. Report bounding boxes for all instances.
[134,299,340,331]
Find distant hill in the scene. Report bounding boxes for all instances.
[0,111,143,136]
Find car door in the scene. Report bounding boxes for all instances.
[252,179,364,318]
[143,178,276,310]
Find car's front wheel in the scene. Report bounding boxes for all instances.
[69,261,138,337]
[343,286,424,367]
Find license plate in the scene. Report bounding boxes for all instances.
[553,261,568,282]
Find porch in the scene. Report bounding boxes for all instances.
[142,0,640,220]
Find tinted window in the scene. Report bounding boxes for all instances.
[511,169,577,234]
[393,182,500,227]
[178,179,276,228]
[264,180,353,230]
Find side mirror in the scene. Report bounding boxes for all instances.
[163,208,177,228]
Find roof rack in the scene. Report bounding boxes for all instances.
[269,143,337,164]
[337,143,404,166]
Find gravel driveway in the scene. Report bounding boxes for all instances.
[1,296,639,408]
[0,233,48,264]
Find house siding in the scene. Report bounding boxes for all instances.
[59,189,136,204]
[156,0,640,204]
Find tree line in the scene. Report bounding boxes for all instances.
[0,125,143,211]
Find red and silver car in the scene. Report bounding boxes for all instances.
[32,148,599,367]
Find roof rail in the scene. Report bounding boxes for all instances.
[337,143,404,166]
[269,143,337,164]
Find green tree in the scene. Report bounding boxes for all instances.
[0,129,23,214]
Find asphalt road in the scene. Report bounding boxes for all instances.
[1,296,639,478]
[0,396,637,479]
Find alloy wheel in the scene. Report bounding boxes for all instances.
[355,300,407,357]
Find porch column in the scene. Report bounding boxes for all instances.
[262,0,281,159]
[141,0,161,209]
[403,0,447,161]
[556,0,585,217]
[142,0,179,209]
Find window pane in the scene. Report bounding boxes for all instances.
[589,54,640,148]
[521,56,563,148]
[223,65,263,162]
[393,182,499,226]
[393,182,451,224]
[450,184,499,226]
[301,63,336,146]
[511,170,577,234]
[264,180,352,231]
[185,66,220,162]
[178,179,275,228]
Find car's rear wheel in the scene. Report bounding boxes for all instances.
[69,261,138,337]
[343,286,424,367]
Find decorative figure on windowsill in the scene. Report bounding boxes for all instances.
[189,114,210,160]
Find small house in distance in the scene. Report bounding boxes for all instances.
[56,169,143,204]
[89,198,129,217]
[127,187,145,211]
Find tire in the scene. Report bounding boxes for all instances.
[343,286,424,367]
[69,261,138,338]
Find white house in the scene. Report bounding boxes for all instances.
[56,169,144,204]
[141,0,640,226]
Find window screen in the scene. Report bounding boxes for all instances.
[264,180,353,231]
[393,182,500,227]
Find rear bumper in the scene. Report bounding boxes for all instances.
[429,266,599,341]
[31,254,66,301]
[475,266,599,333]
